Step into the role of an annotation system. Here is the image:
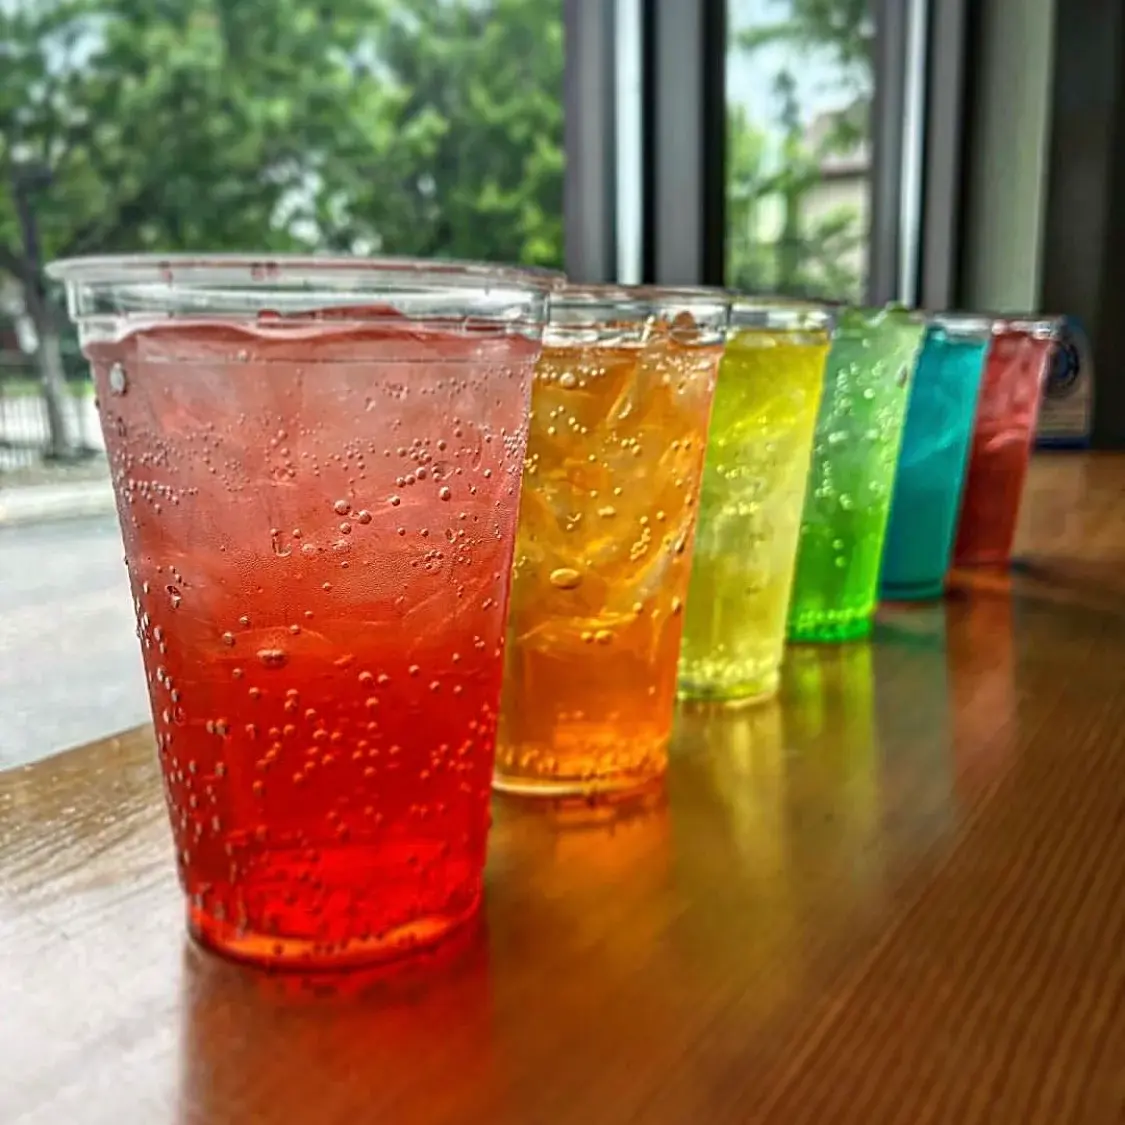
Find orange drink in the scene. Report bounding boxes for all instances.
[495,287,728,797]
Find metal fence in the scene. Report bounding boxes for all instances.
[0,352,101,472]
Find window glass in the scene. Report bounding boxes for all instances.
[0,0,564,765]
[726,0,874,302]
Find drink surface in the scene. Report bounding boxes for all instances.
[880,328,989,598]
[679,328,827,700]
[954,330,1054,566]
[788,309,924,641]
[87,313,535,967]
[496,330,720,795]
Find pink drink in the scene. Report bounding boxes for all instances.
[51,258,547,969]
[954,320,1058,567]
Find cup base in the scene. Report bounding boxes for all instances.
[492,766,666,803]
[881,578,946,601]
[677,672,779,706]
[788,616,873,643]
[188,895,481,972]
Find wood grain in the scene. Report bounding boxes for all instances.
[3,451,1125,1124]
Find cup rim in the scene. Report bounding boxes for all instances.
[728,295,834,332]
[548,282,731,309]
[45,253,563,292]
[927,311,995,336]
[831,303,928,331]
[989,314,1064,339]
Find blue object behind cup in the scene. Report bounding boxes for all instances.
[880,317,990,600]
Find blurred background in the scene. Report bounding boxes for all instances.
[0,0,1115,762]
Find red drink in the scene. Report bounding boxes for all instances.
[52,257,548,969]
[953,320,1058,566]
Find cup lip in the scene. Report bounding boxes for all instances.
[926,311,995,337]
[548,282,731,310]
[988,313,1065,339]
[727,294,834,332]
[45,252,563,292]
[830,303,928,331]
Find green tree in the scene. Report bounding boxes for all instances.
[736,0,872,152]
[728,0,869,301]
[327,0,564,266]
[737,0,872,83]
[726,107,774,292]
[0,0,564,459]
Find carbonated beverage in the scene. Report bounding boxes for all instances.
[788,306,924,642]
[495,287,727,797]
[51,255,549,968]
[679,301,830,701]
[881,315,990,599]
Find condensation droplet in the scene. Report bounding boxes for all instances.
[109,363,127,394]
[438,487,452,501]
[257,649,288,669]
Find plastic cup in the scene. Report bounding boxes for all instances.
[788,305,925,642]
[678,299,831,703]
[494,285,729,798]
[953,317,1060,567]
[880,314,991,599]
[48,254,551,969]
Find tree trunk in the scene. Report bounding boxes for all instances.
[25,284,77,461]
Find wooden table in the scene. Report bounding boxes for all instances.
[4,453,1125,1124]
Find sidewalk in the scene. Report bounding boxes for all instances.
[0,477,116,527]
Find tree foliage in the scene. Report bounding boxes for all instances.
[0,0,563,265]
[0,0,564,454]
[727,0,870,302]
[736,0,872,83]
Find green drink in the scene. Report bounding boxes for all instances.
[788,306,925,642]
[679,301,831,702]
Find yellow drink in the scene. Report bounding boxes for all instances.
[679,309,830,701]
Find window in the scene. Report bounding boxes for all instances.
[725,0,874,303]
[0,0,564,765]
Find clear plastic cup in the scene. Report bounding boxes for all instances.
[48,254,551,969]
[953,317,1060,567]
[880,313,992,599]
[788,305,926,642]
[494,285,729,798]
[679,298,832,702]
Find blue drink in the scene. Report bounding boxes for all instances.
[880,315,991,599]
